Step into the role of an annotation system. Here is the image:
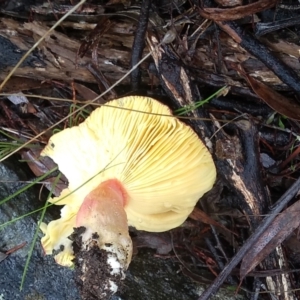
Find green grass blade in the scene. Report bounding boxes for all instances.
[175,86,227,115]
[20,173,61,290]
[68,104,91,127]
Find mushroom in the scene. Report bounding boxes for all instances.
[40,96,216,299]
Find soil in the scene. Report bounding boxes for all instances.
[72,227,123,300]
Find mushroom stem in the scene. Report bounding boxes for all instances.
[73,179,132,299]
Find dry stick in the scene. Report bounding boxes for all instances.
[198,176,300,300]
[255,16,300,37]
[130,0,152,91]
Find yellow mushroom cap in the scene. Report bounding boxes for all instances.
[41,96,216,265]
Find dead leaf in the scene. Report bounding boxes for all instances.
[26,102,37,114]
[73,82,99,101]
[240,65,300,120]
[133,232,172,255]
[21,149,68,196]
[264,38,300,59]
[190,207,237,236]
[240,199,300,280]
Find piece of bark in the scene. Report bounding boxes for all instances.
[0,18,132,84]
[217,21,300,95]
